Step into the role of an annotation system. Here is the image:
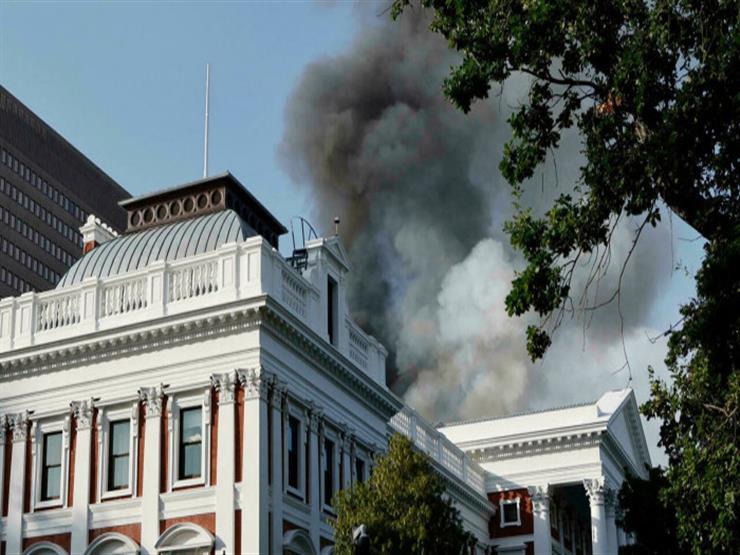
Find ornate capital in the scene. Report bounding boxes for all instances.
[269,378,287,409]
[139,384,165,418]
[340,426,355,451]
[70,399,95,430]
[306,401,323,433]
[527,485,551,514]
[0,415,7,444]
[604,488,617,516]
[9,411,30,443]
[238,368,270,401]
[584,478,607,506]
[211,372,237,405]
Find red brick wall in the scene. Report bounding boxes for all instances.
[89,523,141,544]
[136,403,145,498]
[488,488,534,538]
[160,512,216,535]
[2,432,11,516]
[160,395,169,493]
[23,433,32,513]
[235,387,244,482]
[23,533,71,553]
[68,415,77,506]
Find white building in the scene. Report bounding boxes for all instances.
[0,173,649,555]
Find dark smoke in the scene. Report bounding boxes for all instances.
[279,8,673,423]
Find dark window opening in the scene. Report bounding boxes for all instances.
[327,276,338,345]
[288,415,300,489]
[108,420,130,490]
[323,438,335,506]
[178,407,202,480]
[41,432,62,501]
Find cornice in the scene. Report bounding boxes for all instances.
[0,302,264,381]
[470,430,604,463]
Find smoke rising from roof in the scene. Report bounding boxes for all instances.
[279,8,673,424]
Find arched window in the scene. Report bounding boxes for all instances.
[154,523,214,555]
[283,529,317,555]
[22,542,68,555]
[85,532,139,555]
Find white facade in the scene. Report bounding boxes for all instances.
[0,174,650,555]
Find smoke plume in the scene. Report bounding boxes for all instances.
[279,8,673,425]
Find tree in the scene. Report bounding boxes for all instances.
[332,434,474,554]
[390,1,739,552]
[616,466,685,554]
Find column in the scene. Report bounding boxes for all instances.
[605,488,618,554]
[139,385,164,555]
[307,403,322,553]
[528,485,552,555]
[70,400,94,554]
[340,429,352,489]
[212,372,237,553]
[0,416,6,539]
[584,478,609,555]
[240,368,270,555]
[270,379,286,555]
[6,412,29,555]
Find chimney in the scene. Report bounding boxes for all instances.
[80,214,118,254]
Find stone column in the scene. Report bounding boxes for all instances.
[139,385,164,555]
[212,372,237,554]
[270,378,286,555]
[70,399,94,554]
[6,412,29,555]
[307,403,322,553]
[528,485,552,555]
[584,478,610,555]
[340,429,352,489]
[240,368,270,555]
[0,416,7,539]
[605,488,618,554]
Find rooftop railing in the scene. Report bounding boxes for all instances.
[0,237,386,384]
[390,405,487,496]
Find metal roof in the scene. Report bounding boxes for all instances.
[57,209,256,288]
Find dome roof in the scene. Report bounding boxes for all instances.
[57,209,255,288]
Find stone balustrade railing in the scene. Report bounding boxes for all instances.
[0,237,386,384]
[390,405,486,496]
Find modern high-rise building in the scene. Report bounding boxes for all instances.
[0,85,130,297]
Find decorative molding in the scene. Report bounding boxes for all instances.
[527,485,551,514]
[70,398,95,430]
[583,477,607,506]
[211,371,237,405]
[9,411,30,442]
[238,367,270,401]
[269,378,287,409]
[471,431,603,463]
[0,414,7,443]
[306,401,323,433]
[138,384,165,418]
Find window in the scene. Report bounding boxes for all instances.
[355,457,365,484]
[327,276,337,345]
[323,438,335,507]
[287,415,300,489]
[41,432,62,501]
[178,407,202,480]
[107,420,130,490]
[500,498,521,527]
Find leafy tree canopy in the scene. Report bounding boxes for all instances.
[332,434,474,555]
[390,1,739,552]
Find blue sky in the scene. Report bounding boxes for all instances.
[0,1,369,237]
[1,1,705,463]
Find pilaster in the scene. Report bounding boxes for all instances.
[70,399,94,554]
[212,371,237,553]
[340,428,353,489]
[139,384,164,555]
[584,478,610,555]
[6,411,30,555]
[239,368,270,555]
[605,487,619,554]
[270,378,286,554]
[307,402,322,553]
[528,485,552,555]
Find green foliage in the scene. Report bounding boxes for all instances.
[332,434,474,555]
[617,466,685,554]
[389,0,739,551]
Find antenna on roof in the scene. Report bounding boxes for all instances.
[203,63,210,178]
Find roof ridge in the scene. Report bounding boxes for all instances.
[437,399,598,428]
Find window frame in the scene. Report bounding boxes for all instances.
[31,417,70,510]
[98,403,138,500]
[321,427,340,513]
[500,497,522,528]
[283,402,308,501]
[354,452,367,484]
[168,390,211,490]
